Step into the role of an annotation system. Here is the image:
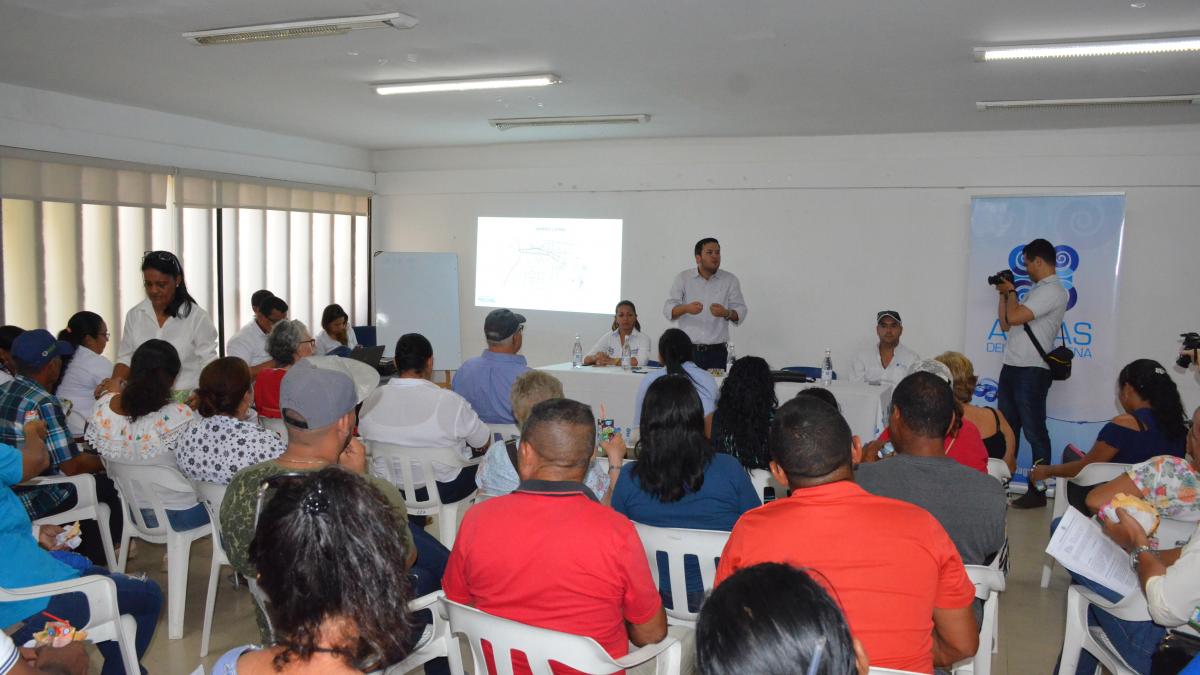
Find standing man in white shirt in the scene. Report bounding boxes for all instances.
[663,238,748,370]
[226,292,288,376]
[993,238,1069,509]
[848,311,920,386]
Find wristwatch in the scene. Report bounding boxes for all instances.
[1129,545,1155,570]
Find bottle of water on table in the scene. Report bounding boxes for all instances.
[621,341,632,371]
[725,343,736,373]
[821,348,833,387]
[572,335,583,368]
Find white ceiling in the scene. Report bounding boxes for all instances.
[1,0,1198,150]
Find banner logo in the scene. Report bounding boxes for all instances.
[1008,244,1080,310]
[974,377,999,403]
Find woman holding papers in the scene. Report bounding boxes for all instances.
[583,300,652,367]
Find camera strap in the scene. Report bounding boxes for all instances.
[1023,322,1067,363]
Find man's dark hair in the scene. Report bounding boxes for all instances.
[1023,238,1057,267]
[697,563,858,675]
[793,387,839,412]
[892,372,956,440]
[633,375,712,502]
[769,397,853,485]
[522,398,595,469]
[394,333,433,374]
[261,295,289,317]
[694,237,719,256]
[251,289,274,312]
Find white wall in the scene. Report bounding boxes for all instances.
[372,125,1200,415]
[0,82,373,190]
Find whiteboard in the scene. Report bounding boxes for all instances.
[373,252,463,370]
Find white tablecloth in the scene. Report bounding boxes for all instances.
[536,363,889,441]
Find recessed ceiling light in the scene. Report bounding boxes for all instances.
[183,12,417,45]
[975,35,1200,60]
[976,94,1200,110]
[1130,2,1147,7]
[373,74,560,95]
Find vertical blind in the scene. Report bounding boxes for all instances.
[0,149,371,360]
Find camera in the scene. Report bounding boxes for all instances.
[987,269,1014,286]
[1177,332,1200,368]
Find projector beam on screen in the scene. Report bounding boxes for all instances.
[475,216,623,314]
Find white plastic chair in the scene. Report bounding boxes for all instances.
[25,472,118,569]
[1156,517,1198,549]
[103,458,213,640]
[444,597,681,675]
[364,441,481,549]
[748,468,786,504]
[382,591,465,675]
[633,523,729,627]
[1041,462,1132,588]
[1056,584,1144,675]
[0,575,140,675]
[951,565,1006,675]
[259,416,288,442]
[191,480,235,658]
[985,458,1011,487]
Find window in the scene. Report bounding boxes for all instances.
[0,148,371,361]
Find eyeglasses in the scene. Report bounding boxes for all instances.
[300,338,317,347]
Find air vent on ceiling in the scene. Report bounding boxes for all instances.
[183,12,418,45]
[489,114,651,130]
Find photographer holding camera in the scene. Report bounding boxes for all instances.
[992,238,1069,509]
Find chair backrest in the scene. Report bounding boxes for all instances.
[364,441,469,513]
[634,523,729,625]
[259,416,288,442]
[1051,462,1132,522]
[104,458,203,536]
[747,468,786,504]
[986,458,1011,484]
[191,480,230,552]
[444,598,670,675]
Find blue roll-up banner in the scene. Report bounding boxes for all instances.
[965,195,1126,485]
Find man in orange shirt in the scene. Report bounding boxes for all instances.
[714,397,979,674]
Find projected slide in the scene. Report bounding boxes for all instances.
[475,216,623,314]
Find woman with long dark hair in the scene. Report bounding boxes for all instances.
[112,250,217,396]
[56,311,112,436]
[711,356,777,471]
[631,328,718,435]
[87,339,207,530]
[212,467,414,673]
[316,303,358,356]
[583,300,652,367]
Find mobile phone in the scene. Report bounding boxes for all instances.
[598,418,616,442]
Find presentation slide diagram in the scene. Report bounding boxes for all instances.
[475,216,623,314]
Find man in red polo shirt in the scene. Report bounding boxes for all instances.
[443,398,666,674]
[714,397,979,674]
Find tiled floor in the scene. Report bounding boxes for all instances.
[106,497,1075,674]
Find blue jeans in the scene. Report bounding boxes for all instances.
[11,564,162,675]
[997,364,1053,466]
[138,502,210,530]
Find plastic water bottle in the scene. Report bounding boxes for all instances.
[621,341,632,371]
[572,335,583,368]
[725,343,736,373]
[623,427,633,445]
[821,348,833,387]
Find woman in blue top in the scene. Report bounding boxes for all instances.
[631,328,718,437]
[1030,358,1188,514]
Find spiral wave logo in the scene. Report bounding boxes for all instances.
[1007,244,1079,311]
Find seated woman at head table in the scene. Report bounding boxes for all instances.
[583,300,653,367]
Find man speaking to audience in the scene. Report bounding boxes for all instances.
[663,237,748,370]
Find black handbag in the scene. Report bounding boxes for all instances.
[1151,630,1200,675]
[1024,322,1074,381]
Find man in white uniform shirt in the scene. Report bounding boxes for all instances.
[994,238,1069,509]
[226,292,287,376]
[849,310,919,386]
[663,237,748,370]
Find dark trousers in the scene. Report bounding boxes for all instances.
[996,364,1054,467]
[692,344,728,371]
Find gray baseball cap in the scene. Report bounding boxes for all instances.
[280,359,357,430]
[484,308,526,342]
[908,358,953,385]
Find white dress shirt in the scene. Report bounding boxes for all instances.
[117,298,218,392]
[226,319,272,367]
[1145,523,1200,628]
[848,343,920,386]
[57,345,113,436]
[316,328,358,355]
[359,378,491,484]
[588,329,653,365]
[1003,274,1069,369]
[663,268,748,345]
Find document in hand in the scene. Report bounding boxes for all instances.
[1045,507,1139,599]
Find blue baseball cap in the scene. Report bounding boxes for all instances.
[11,329,74,369]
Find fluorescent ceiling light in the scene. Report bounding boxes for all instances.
[490,114,651,130]
[976,94,1200,110]
[373,75,559,95]
[975,36,1200,61]
[183,12,417,46]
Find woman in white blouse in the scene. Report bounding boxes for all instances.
[87,339,207,530]
[56,311,113,437]
[583,300,652,367]
[112,250,218,396]
[315,303,358,356]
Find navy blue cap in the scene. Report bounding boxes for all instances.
[11,329,74,369]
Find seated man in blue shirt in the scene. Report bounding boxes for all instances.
[452,309,531,425]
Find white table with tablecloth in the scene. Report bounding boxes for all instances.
[535,362,890,441]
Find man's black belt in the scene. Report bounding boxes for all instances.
[694,343,726,352]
